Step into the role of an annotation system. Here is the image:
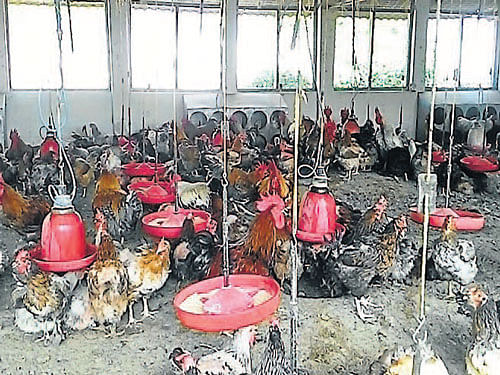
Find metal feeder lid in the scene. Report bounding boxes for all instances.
[52,194,74,210]
[311,166,329,189]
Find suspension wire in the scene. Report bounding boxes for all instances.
[221,0,230,288]
[415,0,442,345]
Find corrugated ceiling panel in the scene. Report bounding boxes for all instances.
[430,0,498,14]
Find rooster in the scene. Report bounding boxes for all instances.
[87,219,130,334]
[208,194,290,278]
[0,176,50,232]
[427,216,477,298]
[170,325,258,375]
[92,171,143,242]
[11,246,80,344]
[463,285,500,375]
[172,217,217,287]
[228,162,269,202]
[6,129,34,163]
[120,238,171,324]
[254,320,293,375]
[258,161,290,199]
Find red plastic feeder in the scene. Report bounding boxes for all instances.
[142,206,211,239]
[344,118,360,134]
[460,156,499,173]
[297,168,345,243]
[40,131,59,161]
[123,162,167,177]
[128,181,175,205]
[409,207,485,231]
[32,195,97,272]
[432,150,448,164]
[173,275,281,332]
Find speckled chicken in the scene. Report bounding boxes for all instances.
[342,195,388,244]
[170,325,258,375]
[120,238,171,324]
[254,320,295,375]
[11,246,80,344]
[92,171,143,242]
[463,285,500,375]
[87,221,130,334]
[427,216,477,297]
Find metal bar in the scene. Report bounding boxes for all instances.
[277,9,280,90]
[368,9,375,88]
[457,15,464,87]
[175,5,179,90]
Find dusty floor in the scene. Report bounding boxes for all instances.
[0,172,498,375]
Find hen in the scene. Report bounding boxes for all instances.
[342,195,388,244]
[208,194,290,278]
[120,238,171,324]
[330,215,408,321]
[11,246,80,344]
[92,171,143,242]
[463,285,500,375]
[170,325,258,375]
[172,217,217,287]
[427,216,477,297]
[336,131,366,181]
[87,221,130,334]
[74,157,96,198]
[0,177,50,232]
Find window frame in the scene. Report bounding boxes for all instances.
[425,13,498,91]
[236,5,318,92]
[333,7,413,91]
[129,0,223,92]
[5,0,111,91]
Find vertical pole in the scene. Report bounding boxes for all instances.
[290,73,302,375]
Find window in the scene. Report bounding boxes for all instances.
[131,2,221,90]
[333,12,410,89]
[426,16,497,88]
[237,9,315,90]
[8,0,109,89]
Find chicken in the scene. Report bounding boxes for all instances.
[463,285,500,375]
[254,320,293,375]
[0,177,50,232]
[120,238,171,324]
[11,246,80,344]
[170,325,258,375]
[74,157,96,198]
[342,195,388,244]
[177,180,211,210]
[64,280,94,331]
[87,221,130,333]
[331,215,408,321]
[390,237,419,284]
[427,216,477,298]
[26,157,59,197]
[178,141,202,177]
[172,217,217,286]
[258,160,290,199]
[6,129,33,163]
[208,194,290,278]
[336,131,367,181]
[228,163,269,202]
[92,171,143,242]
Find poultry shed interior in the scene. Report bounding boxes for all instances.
[0,0,500,374]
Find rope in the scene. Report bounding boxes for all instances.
[414,0,442,345]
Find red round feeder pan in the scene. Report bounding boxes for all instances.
[123,162,167,177]
[173,275,281,332]
[409,207,485,231]
[142,207,211,239]
[31,244,97,272]
[344,119,360,134]
[460,156,499,173]
[432,150,448,164]
[128,181,175,205]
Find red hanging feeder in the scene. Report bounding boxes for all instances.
[297,168,345,243]
[432,150,448,164]
[123,162,167,177]
[40,130,59,161]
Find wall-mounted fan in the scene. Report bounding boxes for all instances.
[250,111,268,130]
[190,111,208,127]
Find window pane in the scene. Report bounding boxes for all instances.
[237,10,277,89]
[279,12,314,89]
[333,16,370,89]
[178,8,221,90]
[425,18,461,87]
[131,6,176,89]
[371,16,409,88]
[8,2,108,90]
[460,17,496,88]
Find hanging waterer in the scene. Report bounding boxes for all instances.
[31,137,97,272]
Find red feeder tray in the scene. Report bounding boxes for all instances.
[297,223,345,243]
[31,243,97,272]
[460,156,499,173]
[173,274,281,332]
[123,162,167,177]
[128,181,175,205]
[409,207,485,231]
[432,150,448,164]
[142,207,211,239]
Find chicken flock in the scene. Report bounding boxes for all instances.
[0,106,497,374]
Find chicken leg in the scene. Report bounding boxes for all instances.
[355,296,382,323]
[140,296,157,320]
[127,303,141,326]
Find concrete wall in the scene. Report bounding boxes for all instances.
[0,0,498,145]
